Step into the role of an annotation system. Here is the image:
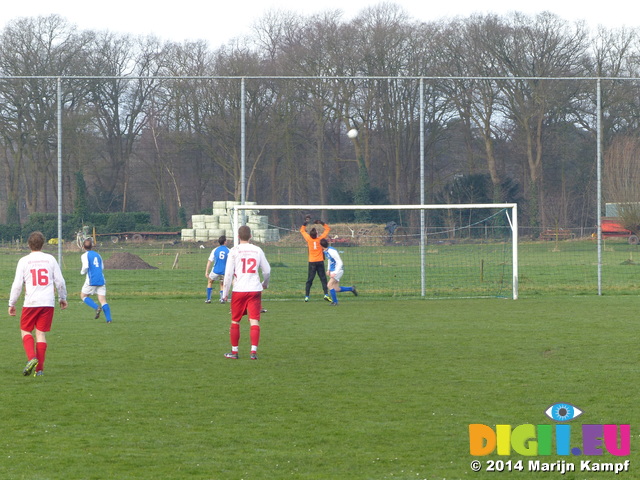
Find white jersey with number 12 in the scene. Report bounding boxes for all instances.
[224,243,270,294]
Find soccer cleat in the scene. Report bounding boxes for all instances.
[330,302,338,306]
[224,352,239,359]
[205,299,211,304]
[304,296,309,302]
[23,358,38,376]
[219,299,225,304]
[35,370,44,377]
[95,306,102,319]
[250,352,258,360]
[324,294,331,302]
[352,286,358,296]
[260,308,267,313]
[106,320,112,324]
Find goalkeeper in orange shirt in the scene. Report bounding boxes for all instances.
[299,215,331,302]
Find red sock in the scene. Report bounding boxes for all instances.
[36,342,47,372]
[22,335,36,360]
[230,323,240,347]
[250,325,260,349]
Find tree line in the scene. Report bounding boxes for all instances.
[1,6,639,235]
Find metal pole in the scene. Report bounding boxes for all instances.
[240,78,246,229]
[512,204,519,300]
[57,77,63,265]
[240,78,246,205]
[596,79,602,296]
[419,78,425,297]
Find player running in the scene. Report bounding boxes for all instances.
[8,231,68,377]
[222,226,270,360]
[320,238,357,305]
[80,238,113,323]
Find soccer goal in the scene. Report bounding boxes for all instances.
[230,204,518,300]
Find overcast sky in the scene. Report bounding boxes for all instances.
[2,0,639,48]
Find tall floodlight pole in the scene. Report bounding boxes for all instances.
[57,77,63,265]
[596,79,603,295]
[240,77,246,207]
[235,77,247,247]
[419,78,425,297]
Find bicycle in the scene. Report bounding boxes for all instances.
[76,226,93,249]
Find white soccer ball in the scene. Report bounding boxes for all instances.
[347,128,358,139]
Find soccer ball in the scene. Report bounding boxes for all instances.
[347,128,358,139]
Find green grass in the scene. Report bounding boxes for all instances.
[1,237,640,299]
[0,294,637,479]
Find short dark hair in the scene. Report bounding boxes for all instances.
[320,238,329,248]
[238,225,251,241]
[218,235,226,245]
[28,231,45,251]
[83,238,94,250]
[309,228,317,239]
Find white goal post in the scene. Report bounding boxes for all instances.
[231,203,518,300]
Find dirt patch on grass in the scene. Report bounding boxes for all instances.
[104,251,158,270]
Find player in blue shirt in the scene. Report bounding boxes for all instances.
[320,238,358,305]
[205,235,230,303]
[80,238,112,323]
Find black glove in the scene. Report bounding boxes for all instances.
[314,219,323,225]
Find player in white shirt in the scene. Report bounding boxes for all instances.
[320,238,357,305]
[222,225,270,360]
[8,231,68,377]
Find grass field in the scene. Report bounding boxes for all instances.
[1,292,637,479]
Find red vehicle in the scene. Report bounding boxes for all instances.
[600,217,639,244]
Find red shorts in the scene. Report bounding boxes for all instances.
[20,306,54,332]
[230,291,262,323]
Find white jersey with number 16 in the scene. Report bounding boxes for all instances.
[9,251,67,307]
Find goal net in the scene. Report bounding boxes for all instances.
[229,204,518,300]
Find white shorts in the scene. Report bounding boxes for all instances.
[82,284,107,296]
[329,269,343,282]
[209,272,224,282]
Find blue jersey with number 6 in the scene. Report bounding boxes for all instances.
[211,245,230,275]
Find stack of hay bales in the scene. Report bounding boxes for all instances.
[181,200,280,243]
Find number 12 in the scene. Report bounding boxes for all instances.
[241,258,257,273]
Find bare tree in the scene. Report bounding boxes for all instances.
[489,12,589,228]
[0,15,88,222]
[84,32,166,212]
[440,15,510,201]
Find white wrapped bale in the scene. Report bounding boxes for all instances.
[194,229,210,242]
[181,229,195,241]
[252,228,280,243]
[248,215,268,229]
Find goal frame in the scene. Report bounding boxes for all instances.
[231,203,518,300]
